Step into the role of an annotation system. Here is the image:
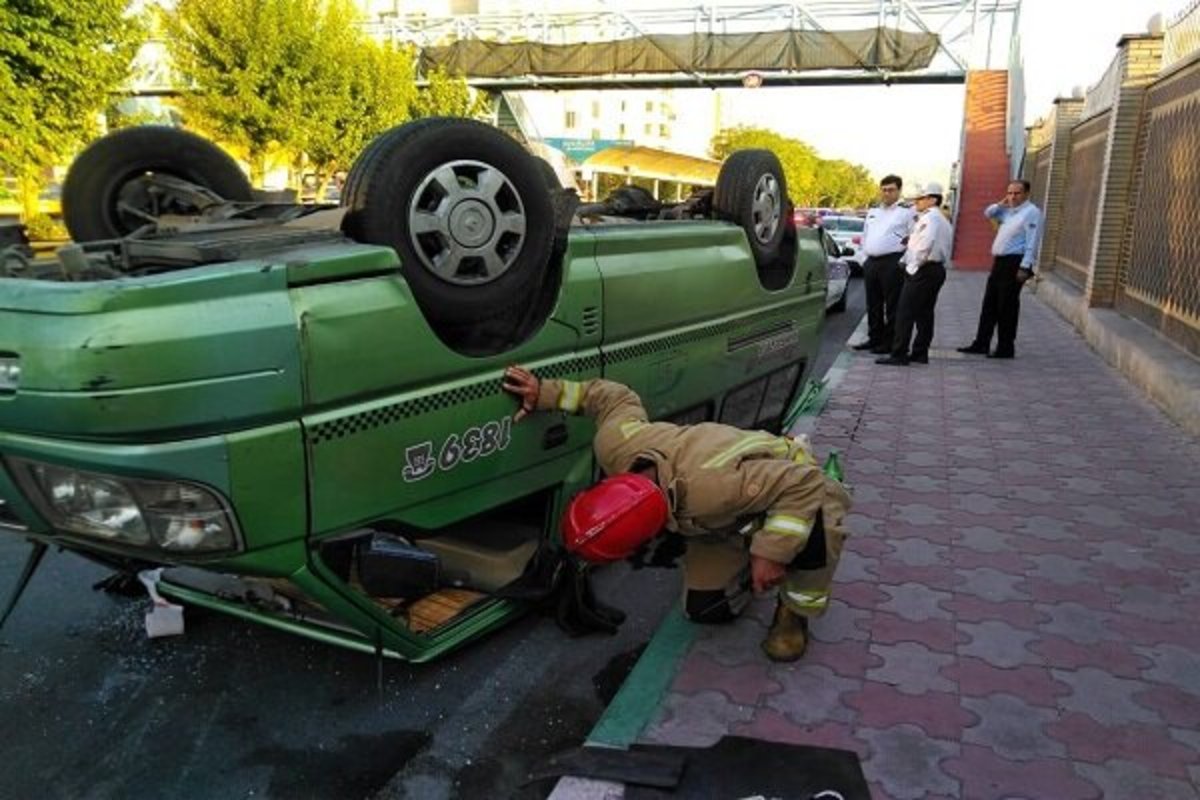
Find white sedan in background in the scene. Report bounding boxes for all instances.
[820,228,850,313]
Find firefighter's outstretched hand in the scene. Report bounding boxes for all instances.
[502,365,540,422]
[750,554,787,594]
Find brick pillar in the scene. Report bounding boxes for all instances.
[1084,34,1164,307]
[952,70,1011,271]
[1036,97,1085,272]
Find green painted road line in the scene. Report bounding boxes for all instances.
[587,606,697,748]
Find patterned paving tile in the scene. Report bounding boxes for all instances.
[944,745,1102,800]
[957,619,1041,667]
[1030,636,1152,677]
[640,690,754,747]
[1032,602,1121,645]
[857,724,960,800]
[942,657,1070,707]
[846,684,976,740]
[1054,667,1162,725]
[1047,712,1199,779]
[866,641,956,694]
[867,612,963,652]
[951,566,1032,602]
[803,638,884,679]
[807,599,870,644]
[1074,759,1199,800]
[730,712,863,753]
[1133,684,1200,727]
[670,652,781,706]
[877,583,954,622]
[944,595,1049,628]
[960,693,1066,760]
[762,664,860,726]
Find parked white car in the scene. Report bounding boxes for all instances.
[820,215,865,275]
[820,228,850,313]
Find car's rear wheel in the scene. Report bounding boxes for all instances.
[342,118,556,331]
[713,149,789,270]
[62,126,253,242]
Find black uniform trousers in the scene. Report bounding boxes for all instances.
[862,252,905,348]
[890,261,947,360]
[969,254,1025,356]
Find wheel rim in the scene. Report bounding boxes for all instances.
[407,159,527,286]
[750,173,781,244]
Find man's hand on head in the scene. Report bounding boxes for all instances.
[502,365,540,422]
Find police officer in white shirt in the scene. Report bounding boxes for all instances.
[877,183,953,366]
[958,180,1044,358]
[853,175,916,354]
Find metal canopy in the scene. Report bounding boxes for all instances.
[364,0,1023,91]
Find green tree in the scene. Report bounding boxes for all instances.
[163,0,336,185]
[711,126,821,206]
[166,0,485,190]
[711,126,876,208]
[0,0,144,220]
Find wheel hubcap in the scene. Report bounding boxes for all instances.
[408,159,527,285]
[751,174,781,244]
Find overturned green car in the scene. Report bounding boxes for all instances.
[0,118,829,661]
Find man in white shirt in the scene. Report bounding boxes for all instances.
[852,175,916,354]
[877,183,953,366]
[958,180,1044,358]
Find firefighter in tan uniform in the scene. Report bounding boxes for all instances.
[503,366,852,662]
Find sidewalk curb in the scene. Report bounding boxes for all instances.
[582,323,864,752]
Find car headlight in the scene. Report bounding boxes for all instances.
[10,458,240,554]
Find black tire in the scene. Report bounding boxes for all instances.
[534,156,561,189]
[62,126,252,242]
[342,118,556,328]
[828,292,847,313]
[341,117,447,208]
[713,149,789,270]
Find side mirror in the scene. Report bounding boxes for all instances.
[840,246,855,257]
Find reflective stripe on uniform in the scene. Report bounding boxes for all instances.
[783,588,829,612]
[620,420,648,439]
[763,513,812,538]
[557,381,583,413]
[791,449,814,466]
[702,433,788,469]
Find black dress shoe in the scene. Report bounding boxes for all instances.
[957,344,989,354]
[910,354,929,364]
[870,345,892,355]
[852,341,879,351]
[987,350,1015,359]
[875,355,909,366]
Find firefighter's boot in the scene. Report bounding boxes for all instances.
[761,600,809,662]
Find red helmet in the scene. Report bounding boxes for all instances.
[562,474,669,563]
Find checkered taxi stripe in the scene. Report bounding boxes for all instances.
[307,355,602,445]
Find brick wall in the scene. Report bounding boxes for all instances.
[952,71,1011,270]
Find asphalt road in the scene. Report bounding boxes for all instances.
[0,280,865,800]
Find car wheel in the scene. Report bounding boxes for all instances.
[713,150,789,270]
[828,292,847,313]
[342,118,556,329]
[62,126,253,242]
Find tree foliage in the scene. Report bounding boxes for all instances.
[0,0,144,219]
[711,126,877,209]
[163,0,485,187]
